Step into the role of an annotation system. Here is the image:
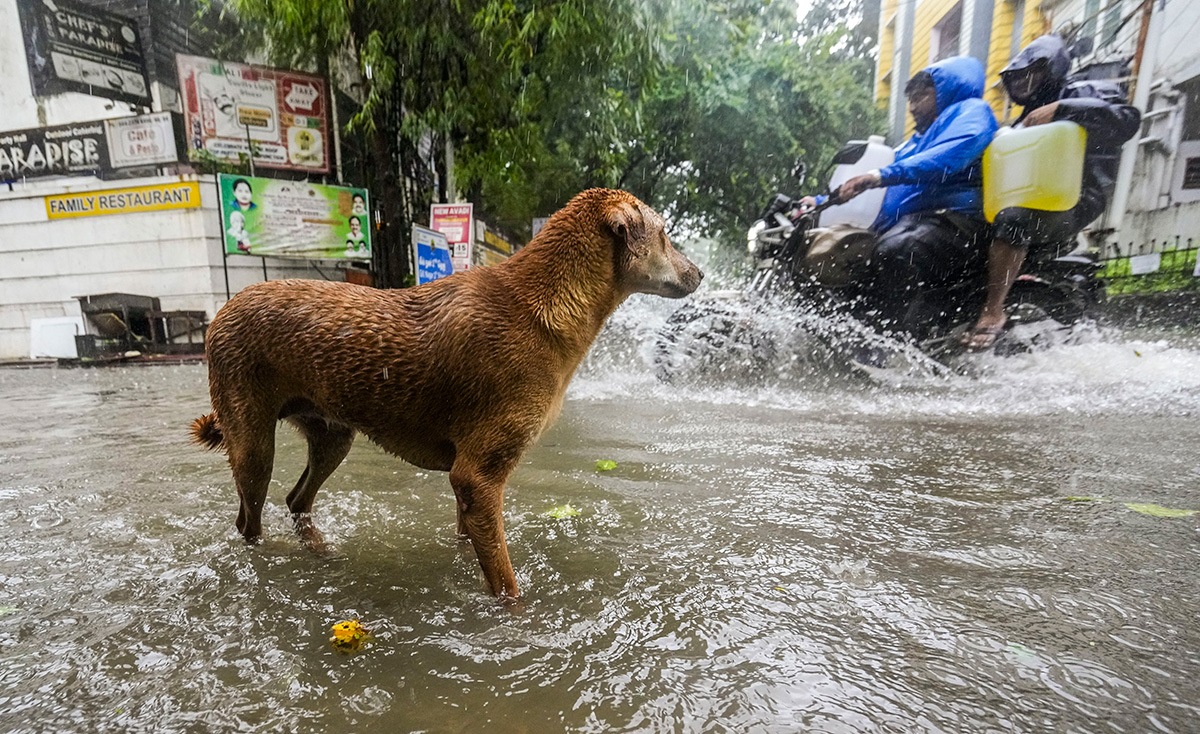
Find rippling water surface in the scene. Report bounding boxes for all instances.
[1,296,1199,733]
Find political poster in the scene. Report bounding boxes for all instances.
[217,174,370,260]
[15,0,151,107]
[412,225,453,285]
[430,203,473,273]
[178,55,330,173]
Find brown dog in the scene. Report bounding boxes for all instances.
[191,188,702,598]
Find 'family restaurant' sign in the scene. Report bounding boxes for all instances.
[44,180,201,219]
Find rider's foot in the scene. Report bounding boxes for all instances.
[961,313,1007,351]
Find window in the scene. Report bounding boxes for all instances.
[930,3,963,63]
[1009,0,1026,56]
[1101,0,1124,47]
[1081,0,1100,40]
[1181,76,1200,142]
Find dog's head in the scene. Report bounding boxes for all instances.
[603,195,703,298]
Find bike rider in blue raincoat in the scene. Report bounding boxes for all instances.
[805,55,998,338]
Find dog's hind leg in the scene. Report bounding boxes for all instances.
[285,416,355,548]
[224,416,277,542]
[450,456,521,599]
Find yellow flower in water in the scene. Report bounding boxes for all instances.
[330,620,372,652]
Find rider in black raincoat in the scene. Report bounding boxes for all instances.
[963,34,1141,349]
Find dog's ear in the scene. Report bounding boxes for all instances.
[604,202,645,257]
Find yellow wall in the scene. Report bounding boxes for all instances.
[878,0,1053,136]
[876,0,899,109]
[983,0,1051,123]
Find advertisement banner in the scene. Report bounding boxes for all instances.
[178,55,330,173]
[45,181,201,219]
[217,173,370,260]
[15,0,151,106]
[430,203,473,273]
[105,112,181,168]
[412,225,453,285]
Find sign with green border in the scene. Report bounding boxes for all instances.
[218,174,370,260]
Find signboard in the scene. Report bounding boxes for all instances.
[0,114,182,181]
[45,180,201,219]
[430,203,473,273]
[15,0,151,107]
[217,173,370,260]
[1129,253,1161,275]
[178,54,330,173]
[105,112,180,168]
[412,225,453,285]
[0,120,108,179]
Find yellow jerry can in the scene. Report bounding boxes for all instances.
[982,121,1087,222]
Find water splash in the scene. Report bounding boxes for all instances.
[575,288,1200,419]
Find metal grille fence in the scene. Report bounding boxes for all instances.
[1097,237,1199,295]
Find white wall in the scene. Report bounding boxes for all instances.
[0,173,335,359]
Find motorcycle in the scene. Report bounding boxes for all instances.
[653,149,1104,381]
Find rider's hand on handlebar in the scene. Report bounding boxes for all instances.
[833,171,882,204]
[797,196,819,213]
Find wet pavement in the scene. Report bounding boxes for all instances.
[1,297,1199,733]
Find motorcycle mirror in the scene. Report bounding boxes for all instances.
[791,160,807,186]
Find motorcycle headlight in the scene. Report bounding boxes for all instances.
[747,220,768,255]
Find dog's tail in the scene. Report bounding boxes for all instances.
[190,413,225,451]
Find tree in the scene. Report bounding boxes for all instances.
[461,0,883,253]
[227,0,660,287]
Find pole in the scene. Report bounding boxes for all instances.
[215,173,231,300]
[1104,0,1161,243]
[445,138,456,203]
[330,54,344,185]
[244,123,256,177]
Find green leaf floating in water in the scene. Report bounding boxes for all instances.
[0,607,17,616]
[595,459,618,472]
[544,504,582,519]
[1123,503,1198,518]
[1065,496,1104,502]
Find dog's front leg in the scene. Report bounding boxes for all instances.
[449,459,520,599]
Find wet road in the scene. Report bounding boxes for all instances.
[1,298,1198,733]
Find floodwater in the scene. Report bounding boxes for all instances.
[1,296,1199,733]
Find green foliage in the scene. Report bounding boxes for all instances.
[467,0,883,248]
[224,0,882,266]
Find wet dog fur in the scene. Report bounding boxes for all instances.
[191,188,702,598]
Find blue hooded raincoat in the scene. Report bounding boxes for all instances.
[873,56,998,231]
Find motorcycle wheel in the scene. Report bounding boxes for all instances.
[652,300,777,384]
[1007,279,1094,326]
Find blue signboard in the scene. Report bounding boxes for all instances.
[412,224,453,285]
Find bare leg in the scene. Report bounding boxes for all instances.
[965,237,1027,350]
[449,458,520,599]
[285,417,355,549]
